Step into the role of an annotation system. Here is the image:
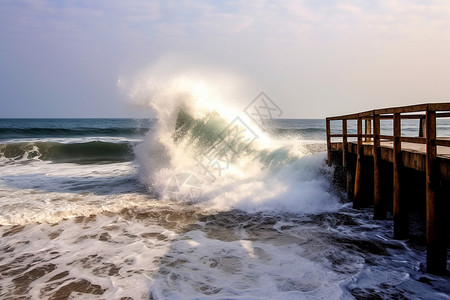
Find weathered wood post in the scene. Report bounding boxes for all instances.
[326,119,331,166]
[342,119,348,167]
[373,111,384,219]
[354,115,363,209]
[365,119,372,142]
[342,119,352,198]
[419,115,426,138]
[393,112,408,239]
[425,106,446,274]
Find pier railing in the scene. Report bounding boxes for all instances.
[326,103,450,275]
[326,103,450,163]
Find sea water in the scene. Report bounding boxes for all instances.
[1,111,449,300]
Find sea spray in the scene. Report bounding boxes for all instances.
[125,68,342,214]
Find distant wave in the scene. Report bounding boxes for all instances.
[267,127,326,138]
[0,141,134,164]
[0,127,151,139]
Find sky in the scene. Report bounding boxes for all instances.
[1,0,450,118]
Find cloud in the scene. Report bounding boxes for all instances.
[1,0,450,117]
[3,0,449,52]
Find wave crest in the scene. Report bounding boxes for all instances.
[124,69,341,214]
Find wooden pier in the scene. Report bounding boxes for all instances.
[326,103,450,274]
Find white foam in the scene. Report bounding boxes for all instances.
[0,214,175,299]
[0,136,142,144]
[123,66,342,215]
[0,161,148,225]
[148,229,349,299]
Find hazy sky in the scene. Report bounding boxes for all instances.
[1,0,449,118]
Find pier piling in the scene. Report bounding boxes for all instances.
[353,116,363,209]
[393,113,408,239]
[373,112,384,219]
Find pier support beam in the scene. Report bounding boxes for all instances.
[393,113,408,239]
[346,161,354,200]
[342,119,347,169]
[342,120,353,199]
[354,116,363,209]
[373,113,385,219]
[326,119,331,166]
[425,108,446,274]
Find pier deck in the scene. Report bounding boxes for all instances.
[330,140,450,179]
[326,103,450,275]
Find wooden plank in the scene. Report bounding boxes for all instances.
[334,134,372,138]
[380,146,393,162]
[359,111,373,118]
[363,144,373,157]
[401,137,426,144]
[429,103,450,111]
[326,103,449,122]
[327,113,359,120]
[380,135,394,140]
[375,104,428,115]
[437,112,450,118]
[330,143,341,151]
[403,151,411,170]
[378,114,450,119]
[436,139,450,147]
[400,114,425,119]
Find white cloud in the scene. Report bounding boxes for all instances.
[1,0,450,117]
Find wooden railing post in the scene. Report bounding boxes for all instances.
[373,112,384,219]
[326,119,331,166]
[393,113,408,239]
[354,115,363,209]
[419,115,426,138]
[425,107,446,274]
[365,119,372,141]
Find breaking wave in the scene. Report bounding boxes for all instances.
[125,71,342,214]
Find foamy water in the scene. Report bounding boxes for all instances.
[2,198,449,299]
[1,75,450,299]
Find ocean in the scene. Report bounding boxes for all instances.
[0,114,449,299]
